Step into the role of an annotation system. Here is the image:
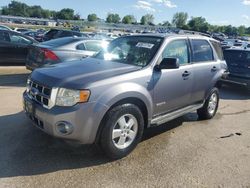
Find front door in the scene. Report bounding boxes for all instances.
[153,38,193,116]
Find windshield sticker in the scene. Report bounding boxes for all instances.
[136,42,154,49]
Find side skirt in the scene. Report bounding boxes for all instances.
[150,103,204,127]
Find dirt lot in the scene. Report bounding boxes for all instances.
[0,66,250,188]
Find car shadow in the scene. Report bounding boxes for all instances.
[0,110,198,178]
[220,85,250,100]
[0,73,30,87]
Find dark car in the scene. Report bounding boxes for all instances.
[221,48,250,90]
[26,37,108,70]
[42,29,89,41]
[0,30,37,65]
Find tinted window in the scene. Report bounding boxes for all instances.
[224,50,250,66]
[76,43,86,50]
[58,31,72,37]
[84,41,102,52]
[191,39,214,62]
[162,39,189,65]
[94,36,163,67]
[210,40,224,60]
[0,31,10,42]
[9,33,32,44]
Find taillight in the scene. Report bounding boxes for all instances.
[42,49,59,61]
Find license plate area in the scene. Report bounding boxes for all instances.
[24,99,35,116]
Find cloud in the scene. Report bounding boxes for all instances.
[242,0,250,5]
[242,14,250,20]
[163,0,177,8]
[134,0,156,12]
[133,0,177,11]
[150,0,177,8]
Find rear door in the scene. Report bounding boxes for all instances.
[153,38,194,116]
[190,39,221,103]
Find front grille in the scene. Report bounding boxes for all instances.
[27,80,52,108]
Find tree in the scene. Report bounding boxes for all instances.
[172,12,188,28]
[238,25,246,36]
[140,14,154,25]
[56,8,75,20]
[188,17,209,33]
[87,13,98,22]
[106,13,121,23]
[162,21,171,27]
[122,15,136,24]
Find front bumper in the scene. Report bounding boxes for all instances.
[23,92,108,144]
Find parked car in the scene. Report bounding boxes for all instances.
[0,30,37,65]
[42,29,89,41]
[26,37,108,70]
[0,25,12,31]
[221,48,250,90]
[23,31,44,42]
[23,34,227,159]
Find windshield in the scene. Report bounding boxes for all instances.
[94,36,163,67]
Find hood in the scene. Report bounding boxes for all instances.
[31,58,141,89]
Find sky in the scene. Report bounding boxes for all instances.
[1,0,250,26]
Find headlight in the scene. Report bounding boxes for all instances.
[56,88,90,106]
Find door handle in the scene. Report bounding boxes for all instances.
[182,71,190,77]
[211,66,217,72]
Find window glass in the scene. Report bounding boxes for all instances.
[191,39,214,62]
[76,43,86,50]
[162,39,189,65]
[84,41,102,52]
[224,50,250,66]
[210,40,224,60]
[94,36,163,67]
[0,31,10,42]
[9,33,32,44]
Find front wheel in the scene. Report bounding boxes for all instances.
[197,88,219,120]
[100,104,144,159]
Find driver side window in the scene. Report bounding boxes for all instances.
[162,39,189,65]
[9,33,32,45]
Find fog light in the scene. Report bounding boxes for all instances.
[56,121,73,135]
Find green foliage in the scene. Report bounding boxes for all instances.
[122,15,136,24]
[162,21,171,27]
[106,13,121,23]
[188,17,209,33]
[140,14,154,25]
[1,1,79,20]
[87,13,98,22]
[172,12,188,28]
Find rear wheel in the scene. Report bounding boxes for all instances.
[100,104,144,159]
[197,88,219,120]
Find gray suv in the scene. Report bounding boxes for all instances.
[23,34,227,159]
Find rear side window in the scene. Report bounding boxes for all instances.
[191,39,214,62]
[210,40,224,60]
[84,41,102,52]
[76,43,86,50]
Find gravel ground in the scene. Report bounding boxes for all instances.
[0,66,250,188]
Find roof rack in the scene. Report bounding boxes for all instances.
[176,29,211,38]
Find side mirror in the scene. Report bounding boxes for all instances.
[155,57,180,70]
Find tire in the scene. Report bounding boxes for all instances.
[197,88,219,120]
[100,104,144,159]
